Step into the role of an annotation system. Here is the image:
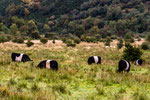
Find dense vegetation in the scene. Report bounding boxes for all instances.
[0,0,150,42]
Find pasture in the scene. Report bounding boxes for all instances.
[0,40,150,100]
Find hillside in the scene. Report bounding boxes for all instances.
[0,0,150,43]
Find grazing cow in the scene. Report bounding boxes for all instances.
[88,56,101,65]
[118,59,130,73]
[11,53,32,62]
[37,60,58,70]
[136,59,143,65]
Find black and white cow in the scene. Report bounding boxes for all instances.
[11,53,32,62]
[88,56,101,65]
[136,59,143,65]
[118,59,130,73]
[37,60,58,70]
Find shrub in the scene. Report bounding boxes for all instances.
[124,32,134,43]
[0,34,9,43]
[111,35,117,40]
[26,39,34,47]
[137,38,141,41]
[65,39,76,47]
[146,33,150,42]
[105,37,112,46]
[117,39,123,49]
[40,38,48,44]
[80,35,87,41]
[122,43,143,61]
[61,38,67,43]
[12,37,24,44]
[105,41,110,46]
[141,42,150,50]
[30,30,40,39]
[45,32,56,39]
[85,36,97,43]
[73,37,81,44]
[52,40,55,44]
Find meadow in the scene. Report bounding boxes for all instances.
[0,40,150,100]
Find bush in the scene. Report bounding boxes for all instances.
[26,40,34,47]
[105,41,110,46]
[111,35,117,40]
[40,38,48,44]
[137,38,141,41]
[124,33,134,43]
[105,37,112,46]
[73,37,81,44]
[45,32,56,39]
[30,30,40,39]
[85,36,97,43]
[146,33,150,42]
[117,39,123,49]
[122,43,143,61]
[80,35,87,41]
[12,37,24,44]
[52,40,55,44]
[0,34,9,43]
[141,42,150,50]
[65,39,76,47]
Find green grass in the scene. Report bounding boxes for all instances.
[0,43,150,100]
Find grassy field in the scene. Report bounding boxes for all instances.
[0,40,150,100]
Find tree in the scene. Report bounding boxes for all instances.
[10,23,18,35]
[117,39,123,49]
[146,32,150,42]
[44,24,50,31]
[75,25,85,37]
[0,23,10,34]
[107,6,122,20]
[123,43,143,61]
[89,26,100,35]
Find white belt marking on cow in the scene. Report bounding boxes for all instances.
[124,60,130,71]
[136,59,139,65]
[46,60,51,69]
[15,53,24,61]
[94,56,99,64]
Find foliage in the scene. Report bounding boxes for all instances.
[26,39,34,47]
[12,37,24,44]
[0,0,149,40]
[73,36,81,44]
[52,39,55,44]
[0,34,9,43]
[123,43,143,61]
[65,39,76,47]
[40,38,48,44]
[30,30,40,39]
[85,36,97,43]
[117,39,123,49]
[146,32,150,42]
[141,42,150,50]
[124,32,135,43]
[105,37,112,46]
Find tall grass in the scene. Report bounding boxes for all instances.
[0,41,149,99]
